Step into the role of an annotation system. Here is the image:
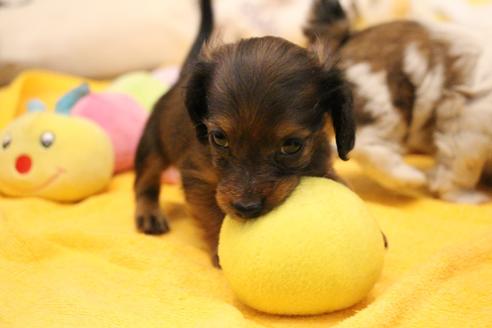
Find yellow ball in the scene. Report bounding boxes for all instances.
[218,177,385,315]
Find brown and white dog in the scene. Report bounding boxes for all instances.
[134,0,355,265]
[305,0,492,203]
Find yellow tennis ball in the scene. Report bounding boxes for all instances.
[218,177,385,315]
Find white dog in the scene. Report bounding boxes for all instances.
[305,0,492,203]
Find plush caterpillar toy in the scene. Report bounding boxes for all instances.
[0,70,176,201]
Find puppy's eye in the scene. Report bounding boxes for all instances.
[2,134,11,149]
[280,138,303,155]
[210,131,229,148]
[40,131,55,148]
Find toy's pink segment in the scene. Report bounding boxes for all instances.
[72,93,148,173]
[161,167,181,185]
[16,155,32,174]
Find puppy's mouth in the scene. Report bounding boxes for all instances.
[228,199,265,220]
[218,178,301,220]
[232,208,264,220]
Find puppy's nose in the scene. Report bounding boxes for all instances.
[232,200,263,219]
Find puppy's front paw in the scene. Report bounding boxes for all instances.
[390,165,427,188]
[135,210,170,235]
[440,190,490,204]
[372,165,427,195]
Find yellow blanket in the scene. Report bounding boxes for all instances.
[1,71,492,328]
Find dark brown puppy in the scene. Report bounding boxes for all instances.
[134,0,355,265]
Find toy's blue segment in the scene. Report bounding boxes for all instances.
[55,83,90,115]
[27,99,47,112]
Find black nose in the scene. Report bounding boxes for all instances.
[232,200,263,219]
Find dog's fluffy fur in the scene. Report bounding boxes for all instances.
[305,0,492,203]
[134,0,355,265]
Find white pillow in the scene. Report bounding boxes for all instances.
[0,0,310,79]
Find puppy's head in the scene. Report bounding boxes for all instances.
[186,36,354,219]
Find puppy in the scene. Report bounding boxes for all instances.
[134,0,355,265]
[304,0,492,203]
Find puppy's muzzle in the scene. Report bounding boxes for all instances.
[232,199,264,219]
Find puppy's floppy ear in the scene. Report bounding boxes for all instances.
[185,60,214,143]
[318,67,355,160]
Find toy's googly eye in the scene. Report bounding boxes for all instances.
[40,131,55,148]
[2,134,11,149]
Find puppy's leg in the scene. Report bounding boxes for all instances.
[428,92,490,204]
[429,134,489,204]
[351,127,427,193]
[182,175,224,267]
[345,62,426,194]
[134,136,170,235]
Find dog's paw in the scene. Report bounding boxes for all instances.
[440,190,490,204]
[374,165,427,193]
[391,165,427,188]
[135,210,170,235]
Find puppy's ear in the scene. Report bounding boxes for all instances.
[185,60,214,143]
[318,68,355,160]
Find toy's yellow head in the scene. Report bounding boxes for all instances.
[219,177,386,315]
[0,112,114,201]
